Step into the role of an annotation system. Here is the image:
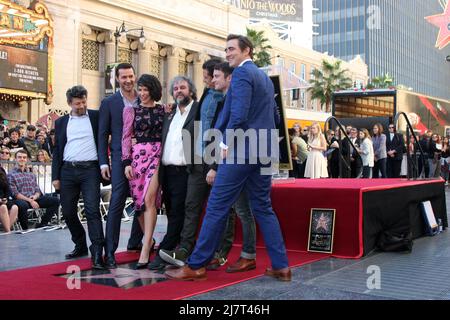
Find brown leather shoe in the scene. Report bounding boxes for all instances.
[226,258,256,273]
[164,265,207,281]
[206,257,227,271]
[264,267,292,281]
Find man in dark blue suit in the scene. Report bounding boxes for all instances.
[166,34,291,281]
[98,63,142,269]
[52,86,105,269]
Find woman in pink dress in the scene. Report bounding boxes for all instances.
[122,74,165,269]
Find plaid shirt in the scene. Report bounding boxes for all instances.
[7,167,41,198]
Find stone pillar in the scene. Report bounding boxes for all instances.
[98,31,116,65]
[134,41,149,76]
[189,52,210,95]
[161,46,186,102]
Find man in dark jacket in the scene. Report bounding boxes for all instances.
[386,124,405,178]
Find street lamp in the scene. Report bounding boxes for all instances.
[113,21,146,63]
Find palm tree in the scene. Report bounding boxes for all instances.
[246,28,272,67]
[368,73,394,89]
[307,59,353,112]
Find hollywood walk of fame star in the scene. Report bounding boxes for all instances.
[315,213,329,232]
[73,266,167,289]
[425,2,450,49]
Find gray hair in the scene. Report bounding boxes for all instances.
[170,76,197,101]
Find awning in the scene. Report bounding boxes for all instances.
[0,88,46,102]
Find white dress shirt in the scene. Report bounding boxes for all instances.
[161,101,193,166]
[63,111,98,162]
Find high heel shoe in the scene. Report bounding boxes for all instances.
[134,239,156,270]
[134,261,149,270]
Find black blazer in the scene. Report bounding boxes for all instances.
[98,91,126,167]
[159,101,199,183]
[386,133,405,161]
[51,110,100,182]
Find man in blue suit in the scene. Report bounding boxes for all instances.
[166,34,291,281]
[98,63,142,269]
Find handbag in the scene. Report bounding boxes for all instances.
[376,231,413,252]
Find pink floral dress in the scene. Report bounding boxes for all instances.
[122,104,164,214]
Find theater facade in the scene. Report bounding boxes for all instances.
[0,0,54,125]
[0,0,368,127]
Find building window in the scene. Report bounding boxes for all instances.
[179,61,188,76]
[290,62,296,74]
[82,39,100,71]
[118,48,132,63]
[300,91,306,109]
[149,54,161,78]
[300,64,306,80]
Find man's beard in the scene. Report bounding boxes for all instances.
[74,109,87,116]
[176,95,191,106]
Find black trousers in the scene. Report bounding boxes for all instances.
[179,164,211,253]
[60,163,104,253]
[387,157,402,178]
[15,196,59,229]
[158,165,188,251]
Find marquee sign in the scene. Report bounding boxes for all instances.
[0,0,53,104]
[0,0,53,46]
[230,0,303,23]
[425,2,450,50]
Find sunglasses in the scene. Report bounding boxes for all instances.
[1,152,10,155]
[389,127,395,129]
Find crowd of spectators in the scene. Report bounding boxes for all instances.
[289,122,450,182]
[0,120,58,233]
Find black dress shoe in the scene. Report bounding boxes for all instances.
[92,253,106,270]
[105,254,117,269]
[65,247,88,260]
[147,255,168,271]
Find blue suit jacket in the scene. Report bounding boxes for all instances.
[214,61,279,161]
[98,91,126,166]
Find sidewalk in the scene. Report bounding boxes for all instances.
[1,190,448,300]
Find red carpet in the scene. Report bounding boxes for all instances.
[233,178,444,259]
[0,247,327,300]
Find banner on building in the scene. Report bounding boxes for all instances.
[230,0,303,22]
[105,63,120,97]
[0,44,48,93]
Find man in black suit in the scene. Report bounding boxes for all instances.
[158,59,226,268]
[386,124,405,178]
[98,63,143,269]
[52,86,105,269]
[147,76,199,270]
